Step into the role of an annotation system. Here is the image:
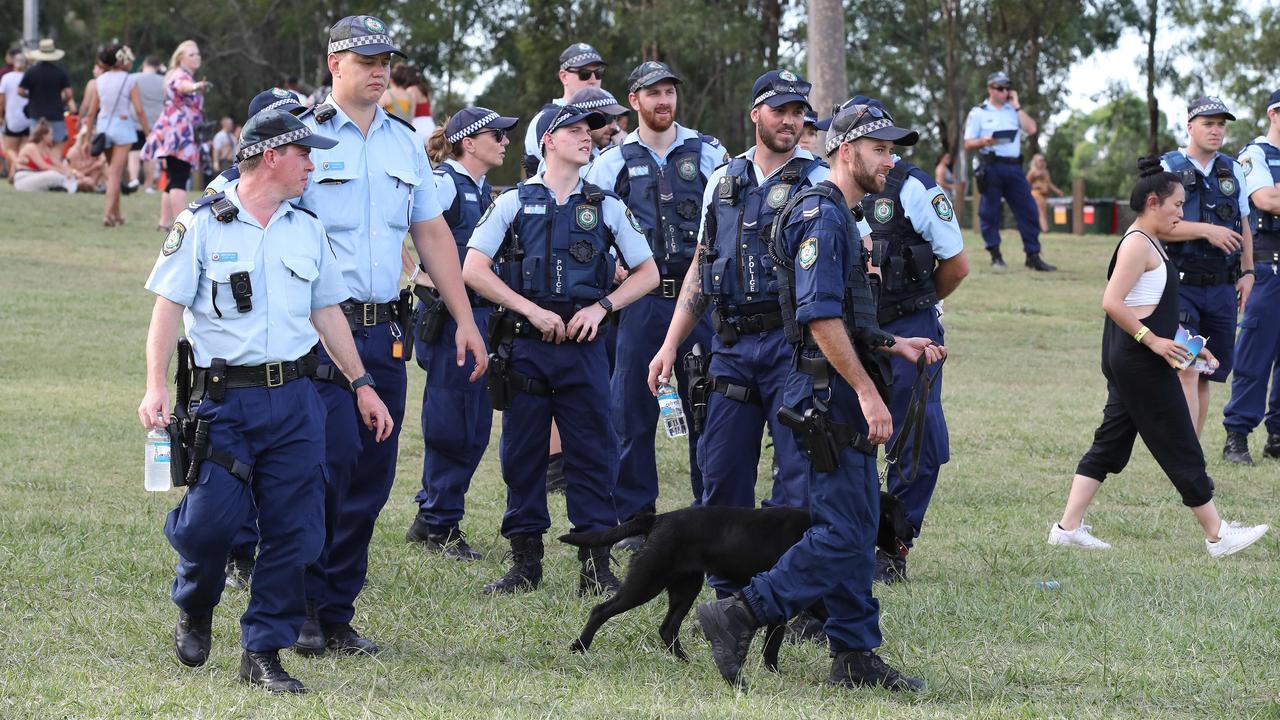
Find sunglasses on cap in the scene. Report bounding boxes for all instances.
[767,78,813,97]
[835,102,892,126]
[573,68,605,81]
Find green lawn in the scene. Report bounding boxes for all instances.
[0,184,1276,719]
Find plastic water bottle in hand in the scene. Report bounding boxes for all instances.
[657,381,688,438]
[145,427,171,492]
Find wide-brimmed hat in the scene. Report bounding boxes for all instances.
[26,39,65,62]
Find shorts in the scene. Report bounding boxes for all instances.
[1176,282,1237,383]
[3,124,29,138]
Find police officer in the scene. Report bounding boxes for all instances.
[963,71,1056,271]
[799,109,820,154]
[206,88,307,198]
[586,61,726,544]
[292,15,487,656]
[1222,89,1280,464]
[648,71,826,585]
[522,42,607,177]
[852,95,969,582]
[1160,96,1254,439]
[696,100,941,692]
[535,87,628,179]
[404,107,518,558]
[137,110,393,693]
[464,104,660,594]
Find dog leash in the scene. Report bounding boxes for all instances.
[879,349,946,486]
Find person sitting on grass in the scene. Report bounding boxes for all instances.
[1048,155,1268,557]
[10,118,77,193]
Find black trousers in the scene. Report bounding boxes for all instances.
[1075,329,1215,508]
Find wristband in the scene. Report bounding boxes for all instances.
[351,372,376,391]
[598,297,614,314]
[1241,269,1254,277]
[1133,326,1150,344]
[408,266,420,284]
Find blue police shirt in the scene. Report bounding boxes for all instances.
[435,158,487,211]
[964,101,1022,159]
[1160,150,1250,218]
[296,95,442,304]
[467,173,653,269]
[206,165,239,195]
[1239,136,1280,201]
[892,155,965,260]
[696,146,831,245]
[144,182,350,367]
[585,123,728,190]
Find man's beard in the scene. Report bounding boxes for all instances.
[639,103,675,133]
[853,152,885,194]
[759,121,798,154]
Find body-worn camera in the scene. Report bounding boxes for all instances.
[229,271,253,313]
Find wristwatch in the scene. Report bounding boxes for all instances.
[1241,269,1255,277]
[351,373,376,391]
[597,297,614,314]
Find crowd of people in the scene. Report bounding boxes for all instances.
[6,13,1270,701]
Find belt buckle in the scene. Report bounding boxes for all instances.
[661,278,677,298]
[362,303,377,326]
[265,362,284,388]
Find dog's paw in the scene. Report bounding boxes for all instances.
[569,638,588,654]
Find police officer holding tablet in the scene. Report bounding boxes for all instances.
[138,109,393,693]
[464,104,659,595]
[293,15,487,656]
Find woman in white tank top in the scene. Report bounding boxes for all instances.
[80,44,147,227]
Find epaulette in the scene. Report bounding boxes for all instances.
[297,103,337,124]
[187,191,238,223]
[187,192,224,212]
[385,112,416,133]
[290,202,317,218]
[701,133,723,149]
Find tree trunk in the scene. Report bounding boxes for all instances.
[807,0,847,128]
[1145,0,1160,156]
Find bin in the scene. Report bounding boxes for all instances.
[1082,198,1118,235]
[1047,197,1073,233]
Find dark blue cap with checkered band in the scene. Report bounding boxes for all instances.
[328,15,404,57]
[1187,95,1236,121]
[238,109,337,161]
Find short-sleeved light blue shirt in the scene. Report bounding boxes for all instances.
[144,182,349,367]
[1160,150,1250,218]
[296,96,442,303]
[585,123,728,190]
[696,146,831,246]
[1239,136,1280,201]
[964,101,1022,159]
[434,158,490,210]
[467,173,653,268]
[892,156,965,260]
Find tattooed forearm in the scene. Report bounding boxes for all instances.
[679,245,710,317]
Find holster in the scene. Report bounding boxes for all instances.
[414,284,449,345]
[169,338,197,487]
[683,343,710,433]
[486,310,514,410]
[973,164,988,193]
[398,286,415,363]
[777,404,842,473]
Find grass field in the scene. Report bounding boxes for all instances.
[0,183,1277,720]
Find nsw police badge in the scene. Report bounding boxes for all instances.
[767,184,791,209]
[1220,177,1237,195]
[677,156,698,182]
[364,16,385,32]
[932,194,955,222]
[873,198,894,223]
[798,236,818,269]
[163,223,186,256]
[576,204,599,230]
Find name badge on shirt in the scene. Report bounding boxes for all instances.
[463,193,478,202]
[525,204,547,215]
[321,161,345,171]
[628,165,651,178]
[211,252,239,262]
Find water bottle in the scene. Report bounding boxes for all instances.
[1035,580,1061,591]
[145,427,172,492]
[656,381,688,438]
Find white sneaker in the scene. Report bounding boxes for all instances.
[1205,521,1268,558]
[1047,523,1112,550]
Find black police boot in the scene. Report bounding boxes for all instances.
[224,552,254,590]
[1025,252,1057,272]
[1264,432,1280,459]
[873,548,908,585]
[828,650,924,691]
[696,593,761,688]
[482,534,544,594]
[323,623,380,656]
[174,610,212,668]
[784,609,827,645]
[545,453,566,494]
[239,649,307,694]
[406,517,483,561]
[1223,431,1255,466]
[292,599,326,657]
[989,248,1006,269]
[577,546,622,596]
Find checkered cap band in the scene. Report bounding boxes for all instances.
[629,68,676,93]
[238,127,313,161]
[560,52,602,70]
[753,85,808,108]
[447,111,500,144]
[328,34,395,54]
[262,98,299,113]
[575,96,621,112]
[1190,99,1229,116]
[824,118,893,156]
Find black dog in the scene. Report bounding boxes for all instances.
[559,492,911,672]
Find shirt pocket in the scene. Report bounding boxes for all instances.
[280,254,320,316]
[200,261,257,320]
[381,166,421,236]
[309,168,362,232]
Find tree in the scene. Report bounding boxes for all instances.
[1173,0,1280,139]
[1046,89,1178,198]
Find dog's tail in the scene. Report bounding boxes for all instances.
[558,512,657,547]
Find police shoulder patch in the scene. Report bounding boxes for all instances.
[475,202,496,228]
[162,222,186,256]
[576,203,599,230]
[1241,156,1253,176]
[932,194,955,222]
[625,207,643,234]
[797,236,819,269]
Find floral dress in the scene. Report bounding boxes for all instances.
[141,69,203,166]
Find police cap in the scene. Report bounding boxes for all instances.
[751,70,812,111]
[445,107,519,144]
[567,88,628,116]
[537,104,606,151]
[627,61,681,94]
[238,109,338,161]
[1187,95,1235,121]
[1267,90,1280,114]
[247,88,305,119]
[560,43,606,70]
[824,101,918,157]
[328,15,404,57]
[986,71,1011,87]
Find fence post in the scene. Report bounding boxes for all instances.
[1072,178,1085,235]
[972,177,982,234]
[953,179,966,228]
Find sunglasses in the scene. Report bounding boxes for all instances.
[990,85,1011,92]
[476,128,507,142]
[574,68,605,81]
